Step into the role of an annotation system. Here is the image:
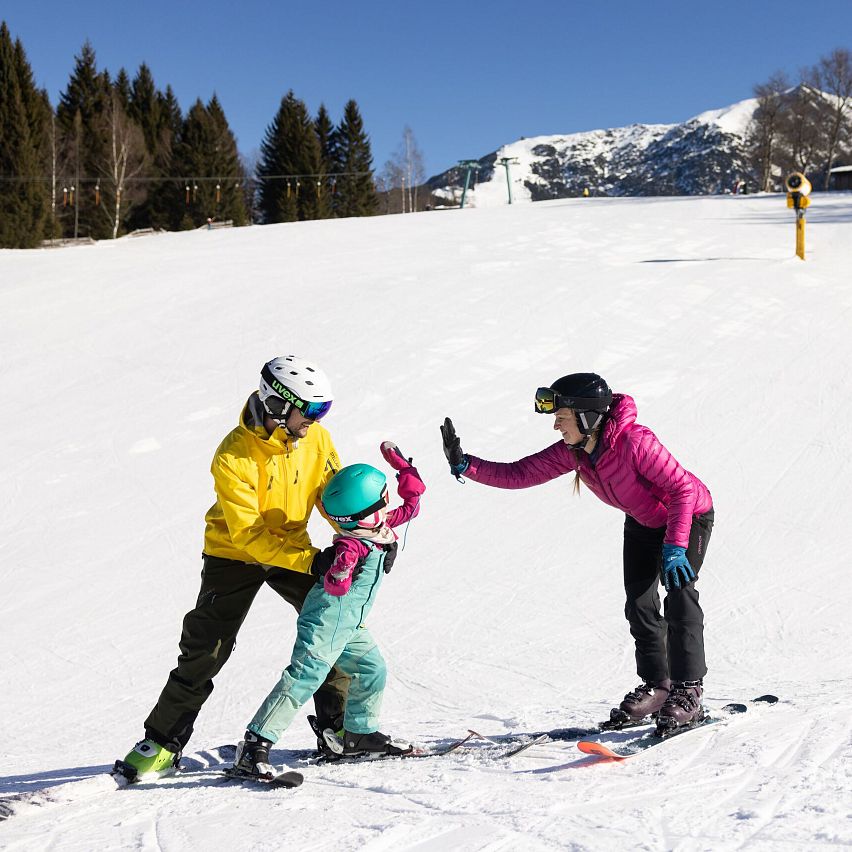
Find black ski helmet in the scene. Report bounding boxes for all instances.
[535,372,612,436]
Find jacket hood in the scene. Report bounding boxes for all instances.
[601,393,637,449]
[241,392,296,448]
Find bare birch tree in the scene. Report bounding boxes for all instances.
[381,126,426,213]
[746,72,789,192]
[99,89,148,238]
[777,84,826,177]
[808,48,852,189]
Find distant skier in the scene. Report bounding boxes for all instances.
[232,443,425,778]
[116,356,347,781]
[441,373,714,732]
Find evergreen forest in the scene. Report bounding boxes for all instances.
[0,24,379,248]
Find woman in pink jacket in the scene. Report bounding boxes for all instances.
[440,373,714,733]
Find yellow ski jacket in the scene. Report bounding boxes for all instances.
[203,394,341,573]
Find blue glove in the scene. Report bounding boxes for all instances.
[662,544,695,591]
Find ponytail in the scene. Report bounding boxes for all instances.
[572,450,583,496]
[571,417,605,496]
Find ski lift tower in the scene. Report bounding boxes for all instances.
[457,160,481,209]
[497,157,520,204]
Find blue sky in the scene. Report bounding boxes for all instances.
[3,1,851,178]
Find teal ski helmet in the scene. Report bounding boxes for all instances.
[322,464,389,530]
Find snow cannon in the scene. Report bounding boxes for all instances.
[785,172,811,260]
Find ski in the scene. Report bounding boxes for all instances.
[464,716,655,759]
[577,694,778,762]
[222,767,304,788]
[110,743,238,785]
[1,745,239,821]
[313,731,477,765]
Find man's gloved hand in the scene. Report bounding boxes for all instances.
[310,545,336,579]
[380,441,425,499]
[382,540,398,574]
[662,544,696,591]
[440,417,469,479]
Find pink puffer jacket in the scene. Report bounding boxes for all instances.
[464,394,712,548]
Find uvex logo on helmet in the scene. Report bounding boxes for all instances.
[271,381,302,406]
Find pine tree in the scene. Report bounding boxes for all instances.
[113,68,131,112]
[206,94,247,226]
[56,41,112,238]
[333,99,377,217]
[127,64,178,231]
[170,97,247,228]
[314,103,335,218]
[0,23,50,248]
[257,90,322,223]
[157,85,185,228]
[160,85,183,141]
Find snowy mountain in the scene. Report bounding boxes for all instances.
[429,97,757,205]
[2,192,852,849]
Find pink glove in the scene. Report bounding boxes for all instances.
[380,441,425,499]
[324,537,369,596]
[380,441,410,470]
[397,467,425,499]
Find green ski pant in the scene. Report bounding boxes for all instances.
[248,559,387,742]
[144,555,348,752]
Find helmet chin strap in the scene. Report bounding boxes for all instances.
[569,410,606,451]
[280,403,299,437]
[265,400,297,437]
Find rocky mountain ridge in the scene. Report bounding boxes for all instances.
[428,97,758,204]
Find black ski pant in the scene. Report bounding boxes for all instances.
[622,509,714,684]
[144,555,348,753]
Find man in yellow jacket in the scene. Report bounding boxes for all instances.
[116,356,344,781]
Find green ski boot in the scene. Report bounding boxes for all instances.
[113,739,180,782]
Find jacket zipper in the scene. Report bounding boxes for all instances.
[358,548,383,625]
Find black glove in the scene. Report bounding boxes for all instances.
[310,545,336,579]
[382,541,399,574]
[440,417,469,480]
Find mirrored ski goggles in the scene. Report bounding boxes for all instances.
[326,486,389,528]
[264,393,333,422]
[535,387,568,414]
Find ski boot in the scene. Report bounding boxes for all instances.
[655,680,705,736]
[307,714,344,758]
[606,679,671,728]
[231,731,278,779]
[343,730,413,757]
[113,738,181,782]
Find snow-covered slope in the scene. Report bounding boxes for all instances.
[431,97,759,204]
[1,193,851,850]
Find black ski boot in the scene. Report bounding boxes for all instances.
[307,715,344,758]
[232,731,277,779]
[343,730,412,757]
[611,679,672,725]
[656,680,705,736]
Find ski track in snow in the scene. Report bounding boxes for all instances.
[1,192,851,850]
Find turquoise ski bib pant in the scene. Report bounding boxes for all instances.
[248,541,387,741]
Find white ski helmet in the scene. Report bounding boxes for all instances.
[259,355,333,422]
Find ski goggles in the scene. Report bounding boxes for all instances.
[326,486,389,528]
[534,387,606,415]
[535,387,569,413]
[264,391,332,422]
[351,506,388,531]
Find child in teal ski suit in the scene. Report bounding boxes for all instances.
[233,442,425,776]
